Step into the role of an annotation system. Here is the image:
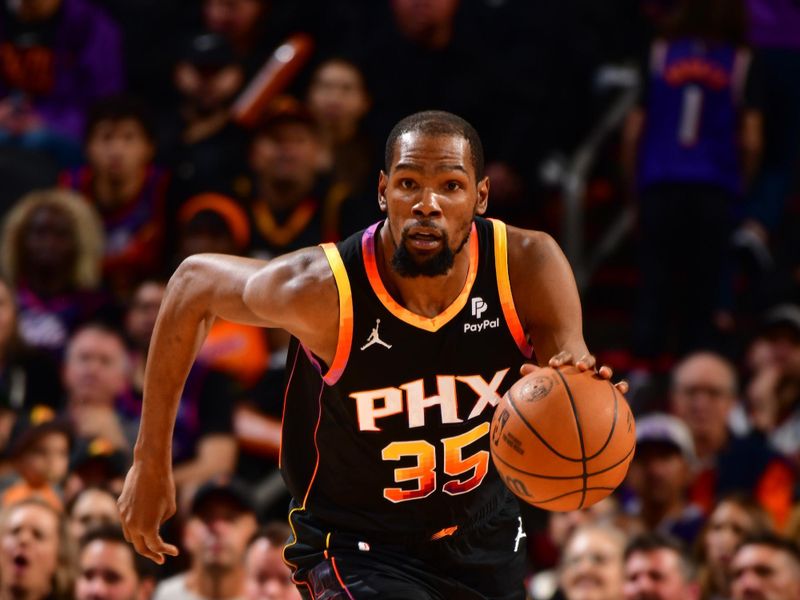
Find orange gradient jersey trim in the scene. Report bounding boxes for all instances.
[490,219,533,358]
[320,243,353,385]
[361,222,479,332]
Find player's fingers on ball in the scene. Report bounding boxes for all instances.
[576,354,596,371]
[597,365,613,379]
[615,380,630,395]
[549,351,571,367]
[520,363,538,376]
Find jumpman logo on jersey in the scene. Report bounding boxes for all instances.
[360,319,392,350]
[514,516,527,552]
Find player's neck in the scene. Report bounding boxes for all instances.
[376,225,472,318]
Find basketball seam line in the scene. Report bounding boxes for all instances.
[506,390,585,463]
[581,381,618,461]
[493,441,636,480]
[532,486,617,505]
[554,369,588,509]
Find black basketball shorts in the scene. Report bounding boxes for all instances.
[283,493,527,600]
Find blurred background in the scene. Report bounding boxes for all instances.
[1,1,799,599]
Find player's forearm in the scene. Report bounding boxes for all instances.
[133,258,217,463]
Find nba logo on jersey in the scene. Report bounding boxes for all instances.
[471,297,488,319]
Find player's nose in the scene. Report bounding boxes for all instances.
[412,187,442,218]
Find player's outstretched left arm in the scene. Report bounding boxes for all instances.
[506,226,628,394]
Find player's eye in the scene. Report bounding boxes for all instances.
[399,179,416,189]
[445,181,462,191]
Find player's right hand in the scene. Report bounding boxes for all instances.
[118,458,179,564]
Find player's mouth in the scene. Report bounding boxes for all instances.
[406,228,443,251]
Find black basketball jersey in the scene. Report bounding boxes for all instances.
[280,217,532,539]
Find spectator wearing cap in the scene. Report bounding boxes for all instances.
[244,522,301,600]
[153,479,258,600]
[0,498,75,600]
[0,405,70,511]
[68,486,121,544]
[76,524,156,600]
[0,0,124,167]
[730,533,800,600]
[158,32,249,214]
[178,194,271,390]
[746,304,800,463]
[626,414,705,545]
[623,532,699,600]
[121,277,239,507]
[60,95,168,299]
[64,437,129,502]
[244,97,344,260]
[0,188,113,360]
[670,352,795,528]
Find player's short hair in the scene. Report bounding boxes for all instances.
[85,95,156,143]
[735,532,800,569]
[80,524,157,581]
[625,531,696,582]
[384,110,485,181]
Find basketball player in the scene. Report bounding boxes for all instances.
[119,110,626,599]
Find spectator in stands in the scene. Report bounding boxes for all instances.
[0,405,70,511]
[559,524,627,600]
[0,0,124,166]
[159,32,248,213]
[0,498,74,600]
[626,414,705,544]
[64,437,129,502]
[245,98,339,259]
[177,194,270,390]
[76,525,155,600]
[622,0,763,367]
[154,479,257,600]
[61,96,168,299]
[68,487,121,544]
[62,324,135,452]
[0,188,110,359]
[730,534,800,600]
[124,280,166,400]
[745,304,800,463]
[670,352,795,527]
[121,277,239,505]
[244,522,301,600]
[305,57,378,236]
[623,532,699,600]
[697,495,772,600]
[738,0,800,246]
[0,274,63,453]
[202,0,288,79]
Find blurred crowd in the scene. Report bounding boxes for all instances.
[0,0,799,599]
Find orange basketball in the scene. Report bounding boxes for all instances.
[490,366,635,511]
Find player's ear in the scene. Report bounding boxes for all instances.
[378,170,388,213]
[476,176,489,215]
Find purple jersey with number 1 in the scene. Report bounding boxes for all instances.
[638,38,751,195]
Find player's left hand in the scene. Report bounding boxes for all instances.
[520,351,629,395]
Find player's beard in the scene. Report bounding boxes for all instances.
[391,220,471,278]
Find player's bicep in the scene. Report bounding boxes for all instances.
[507,229,588,362]
[241,247,339,346]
